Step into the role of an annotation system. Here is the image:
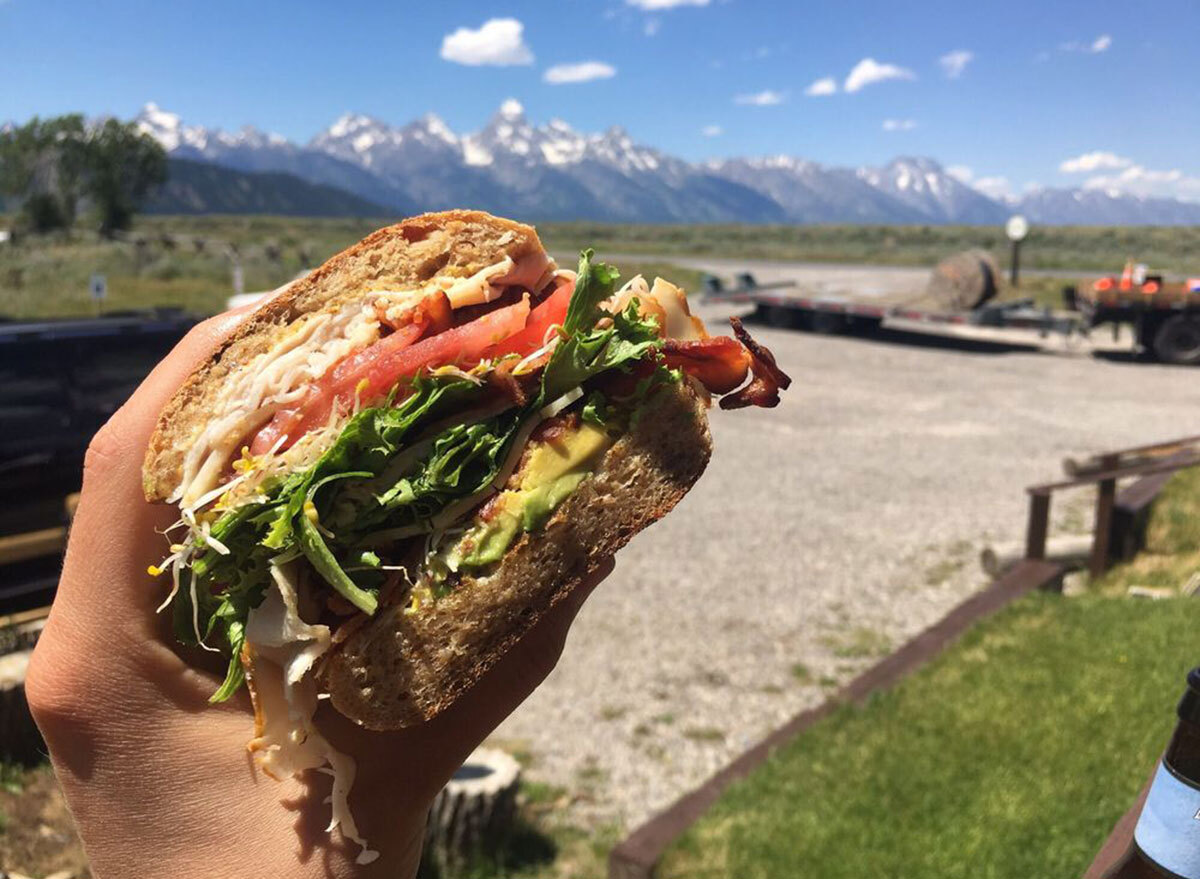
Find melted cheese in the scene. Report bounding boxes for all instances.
[609,275,708,341]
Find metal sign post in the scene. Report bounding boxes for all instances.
[89,273,107,315]
[1005,215,1029,287]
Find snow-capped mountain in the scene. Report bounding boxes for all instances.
[135,104,417,213]
[132,102,1200,225]
[707,156,924,223]
[1018,187,1200,225]
[857,157,1009,224]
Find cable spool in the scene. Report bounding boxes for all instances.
[925,249,999,311]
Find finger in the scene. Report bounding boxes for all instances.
[48,307,256,644]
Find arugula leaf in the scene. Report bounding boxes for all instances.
[210,624,246,703]
[563,249,620,336]
[295,512,378,614]
[541,299,662,403]
[581,391,612,427]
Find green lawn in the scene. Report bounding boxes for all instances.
[1093,465,1200,597]
[660,593,1198,879]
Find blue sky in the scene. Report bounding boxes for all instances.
[2,0,1197,199]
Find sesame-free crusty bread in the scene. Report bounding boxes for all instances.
[323,380,712,730]
[142,210,546,502]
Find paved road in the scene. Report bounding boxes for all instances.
[491,293,1200,832]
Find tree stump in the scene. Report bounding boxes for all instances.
[421,748,521,875]
[0,650,45,766]
[926,249,999,311]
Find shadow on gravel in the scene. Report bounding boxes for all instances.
[1090,349,1200,368]
[740,311,1042,357]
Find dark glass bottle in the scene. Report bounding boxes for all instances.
[1104,668,1200,878]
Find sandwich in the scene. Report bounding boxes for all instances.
[142,210,789,860]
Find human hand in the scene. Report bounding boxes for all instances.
[26,305,614,879]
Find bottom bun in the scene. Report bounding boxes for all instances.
[323,381,713,730]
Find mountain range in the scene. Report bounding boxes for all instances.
[145,158,387,216]
[135,102,1200,225]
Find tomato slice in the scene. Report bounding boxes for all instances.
[483,279,573,360]
[250,296,532,454]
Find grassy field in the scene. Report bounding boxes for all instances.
[658,592,1196,879]
[1092,464,1200,596]
[2,215,1198,320]
[540,222,1200,273]
[0,217,708,319]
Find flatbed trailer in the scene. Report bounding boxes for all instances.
[1075,277,1200,365]
[703,274,1080,339]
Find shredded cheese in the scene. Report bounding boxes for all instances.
[174,251,558,507]
[176,301,382,506]
[244,560,379,865]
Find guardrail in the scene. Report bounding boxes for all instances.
[1024,440,1200,578]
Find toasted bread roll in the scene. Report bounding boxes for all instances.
[323,379,711,729]
[142,210,545,502]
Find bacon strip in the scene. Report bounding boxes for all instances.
[719,318,793,410]
[374,289,453,334]
[663,336,750,394]
[661,318,791,408]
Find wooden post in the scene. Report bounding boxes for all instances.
[1025,491,1051,560]
[1090,453,1120,578]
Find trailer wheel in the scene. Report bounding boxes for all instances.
[1152,315,1200,365]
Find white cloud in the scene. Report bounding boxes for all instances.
[626,0,708,8]
[701,125,723,137]
[973,176,1014,200]
[1083,164,1200,202]
[939,49,974,79]
[440,18,533,66]
[543,61,617,84]
[804,77,838,97]
[643,18,661,36]
[882,118,917,131]
[734,90,786,106]
[943,165,1017,200]
[1060,151,1132,173]
[1060,34,1113,54]
[844,58,916,93]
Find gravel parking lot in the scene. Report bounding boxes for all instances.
[492,291,1200,833]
